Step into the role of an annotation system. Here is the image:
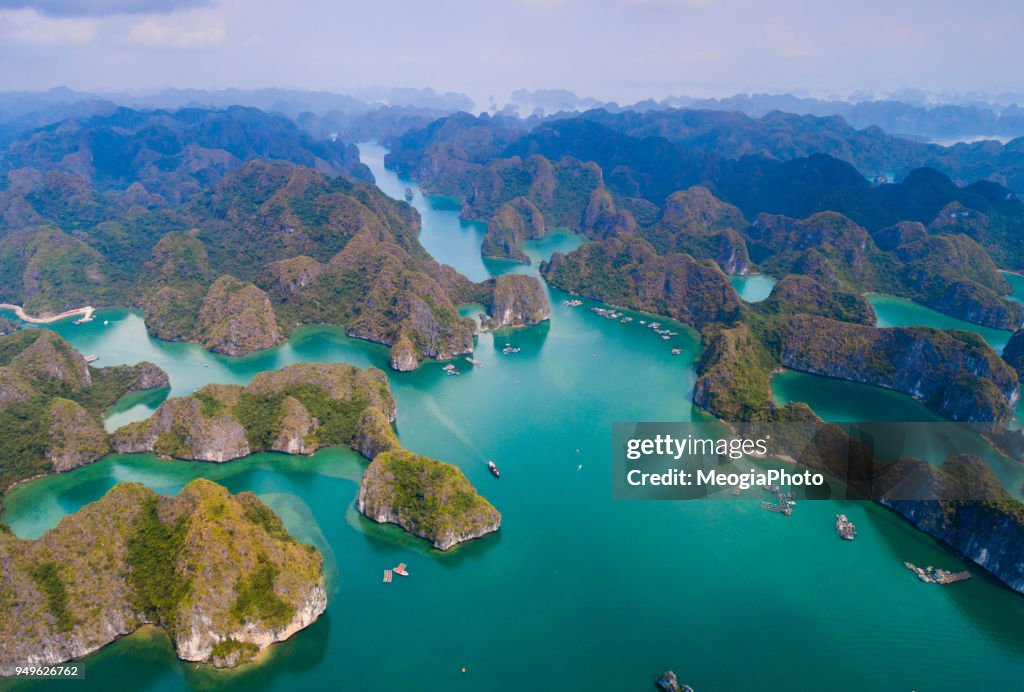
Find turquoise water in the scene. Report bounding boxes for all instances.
[1004,271,1024,307]
[729,273,778,302]
[868,293,1016,352]
[3,148,1024,690]
[772,370,1024,495]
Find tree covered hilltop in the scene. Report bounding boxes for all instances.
[0,479,326,673]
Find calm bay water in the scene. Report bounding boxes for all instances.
[729,274,777,302]
[3,144,1024,690]
[869,294,1017,353]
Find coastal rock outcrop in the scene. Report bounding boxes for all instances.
[46,398,110,472]
[113,362,397,462]
[0,479,325,674]
[357,450,501,550]
[480,274,551,329]
[780,315,1019,424]
[5,329,91,390]
[1004,328,1024,377]
[197,275,284,356]
[389,334,419,372]
[481,197,546,263]
[643,186,751,274]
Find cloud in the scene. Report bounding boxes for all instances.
[0,8,97,45]
[125,11,225,48]
[0,0,212,17]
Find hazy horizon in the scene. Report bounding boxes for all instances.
[1,0,1022,108]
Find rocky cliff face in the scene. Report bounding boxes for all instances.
[0,479,325,674]
[357,450,500,551]
[116,393,252,462]
[46,398,110,472]
[642,186,751,274]
[875,454,1024,594]
[3,329,92,390]
[389,334,419,372]
[780,315,1020,424]
[1004,328,1024,377]
[481,197,546,263]
[480,274,551,329]
[114,362,397,462]
[197,275,284,356]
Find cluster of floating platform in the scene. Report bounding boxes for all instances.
[575,306,684,354]
[465,357,482,367]
[383,562,410,584]
[904,562,971,585]
[760,485,795,516]
[442,364,461,376]
[83,354,100,363]
[501,344,521,355]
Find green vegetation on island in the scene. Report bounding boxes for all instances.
[114,362,399,462]
[0,329,168,498]
[0,479,325,673]
[357,449,501,550]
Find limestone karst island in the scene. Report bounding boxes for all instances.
[2,1,1024,690]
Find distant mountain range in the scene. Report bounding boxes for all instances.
[507,89,1024,142]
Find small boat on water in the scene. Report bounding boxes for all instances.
[84,354,99,363]
[393,563,409,577]
[404,187,414,202]
[488,460,501,478]
[835,514,857,540]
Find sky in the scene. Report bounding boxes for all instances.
[0,0,1022,106]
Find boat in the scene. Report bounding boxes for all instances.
[488,460,501,478]
[904,561,971,584]
[84,354,99,363]
[404,187,414,202]
[671,348,682,355]
[393,563,409,577]
[835,514,856,540]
